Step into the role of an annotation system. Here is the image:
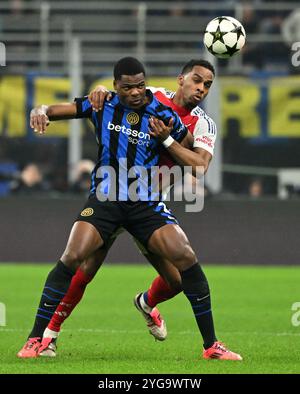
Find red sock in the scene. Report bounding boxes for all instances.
[145,276,181,308]
[47,268,93,332]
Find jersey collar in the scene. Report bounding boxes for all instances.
[169,99,190,117]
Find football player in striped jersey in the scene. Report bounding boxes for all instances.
[18,59,242,362]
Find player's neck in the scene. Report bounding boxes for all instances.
[172,91,184,108]
[173,91,193,112]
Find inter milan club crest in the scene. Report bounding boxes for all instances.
[80,208,94,217]
[126,112,139,125]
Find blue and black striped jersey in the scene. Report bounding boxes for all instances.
[75,89,187,201]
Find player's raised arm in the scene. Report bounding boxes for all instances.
[30,103,77,134]
[30,96,95,134]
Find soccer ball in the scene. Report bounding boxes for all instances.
[203,16,246,58]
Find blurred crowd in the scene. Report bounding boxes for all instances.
[0,132,95,197]
[0,158,95,197]
[0,132,283,198]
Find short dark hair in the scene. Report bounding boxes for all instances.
[180,59,215,76]
[113,57,146,80]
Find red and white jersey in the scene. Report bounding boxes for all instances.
[149,87,217,168]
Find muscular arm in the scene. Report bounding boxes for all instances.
[149,118,212,175]
[46,103,77,120]
[30,103,77,133]
[166,138,212,174]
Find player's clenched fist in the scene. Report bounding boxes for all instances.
[30,105,50,134]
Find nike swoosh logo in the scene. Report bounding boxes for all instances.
[44,303,56,308]
[196,295,210,301]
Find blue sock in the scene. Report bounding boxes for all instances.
[28,261,74,338]
[181,264,217,349]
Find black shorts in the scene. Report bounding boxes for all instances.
[76,195,179,247]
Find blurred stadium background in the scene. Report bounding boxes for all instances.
[0,0,300,264]
[1,0,300,375]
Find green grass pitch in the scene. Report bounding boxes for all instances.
[0,263,299,374]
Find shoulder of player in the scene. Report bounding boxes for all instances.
[79,92,118,106]
[107,91,118,103]
[192,107,217,135]
[150,93,175,114]
[101,92,118,109]
[148,86,175,99]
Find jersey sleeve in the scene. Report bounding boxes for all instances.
[169,111,188,143]
[193,115,217,156]
[74,96,93,119]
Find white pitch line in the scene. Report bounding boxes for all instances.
[0,328,300,336]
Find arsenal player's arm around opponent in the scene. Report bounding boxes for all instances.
[17,57,242,362]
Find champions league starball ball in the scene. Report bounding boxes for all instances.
[203,16,246,58]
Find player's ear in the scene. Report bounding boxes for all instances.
[177,74,184,87]
[113,80,117,90]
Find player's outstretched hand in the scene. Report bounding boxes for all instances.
[149,117,174,142]
[88,85,112,112]
[30,105,49,134]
